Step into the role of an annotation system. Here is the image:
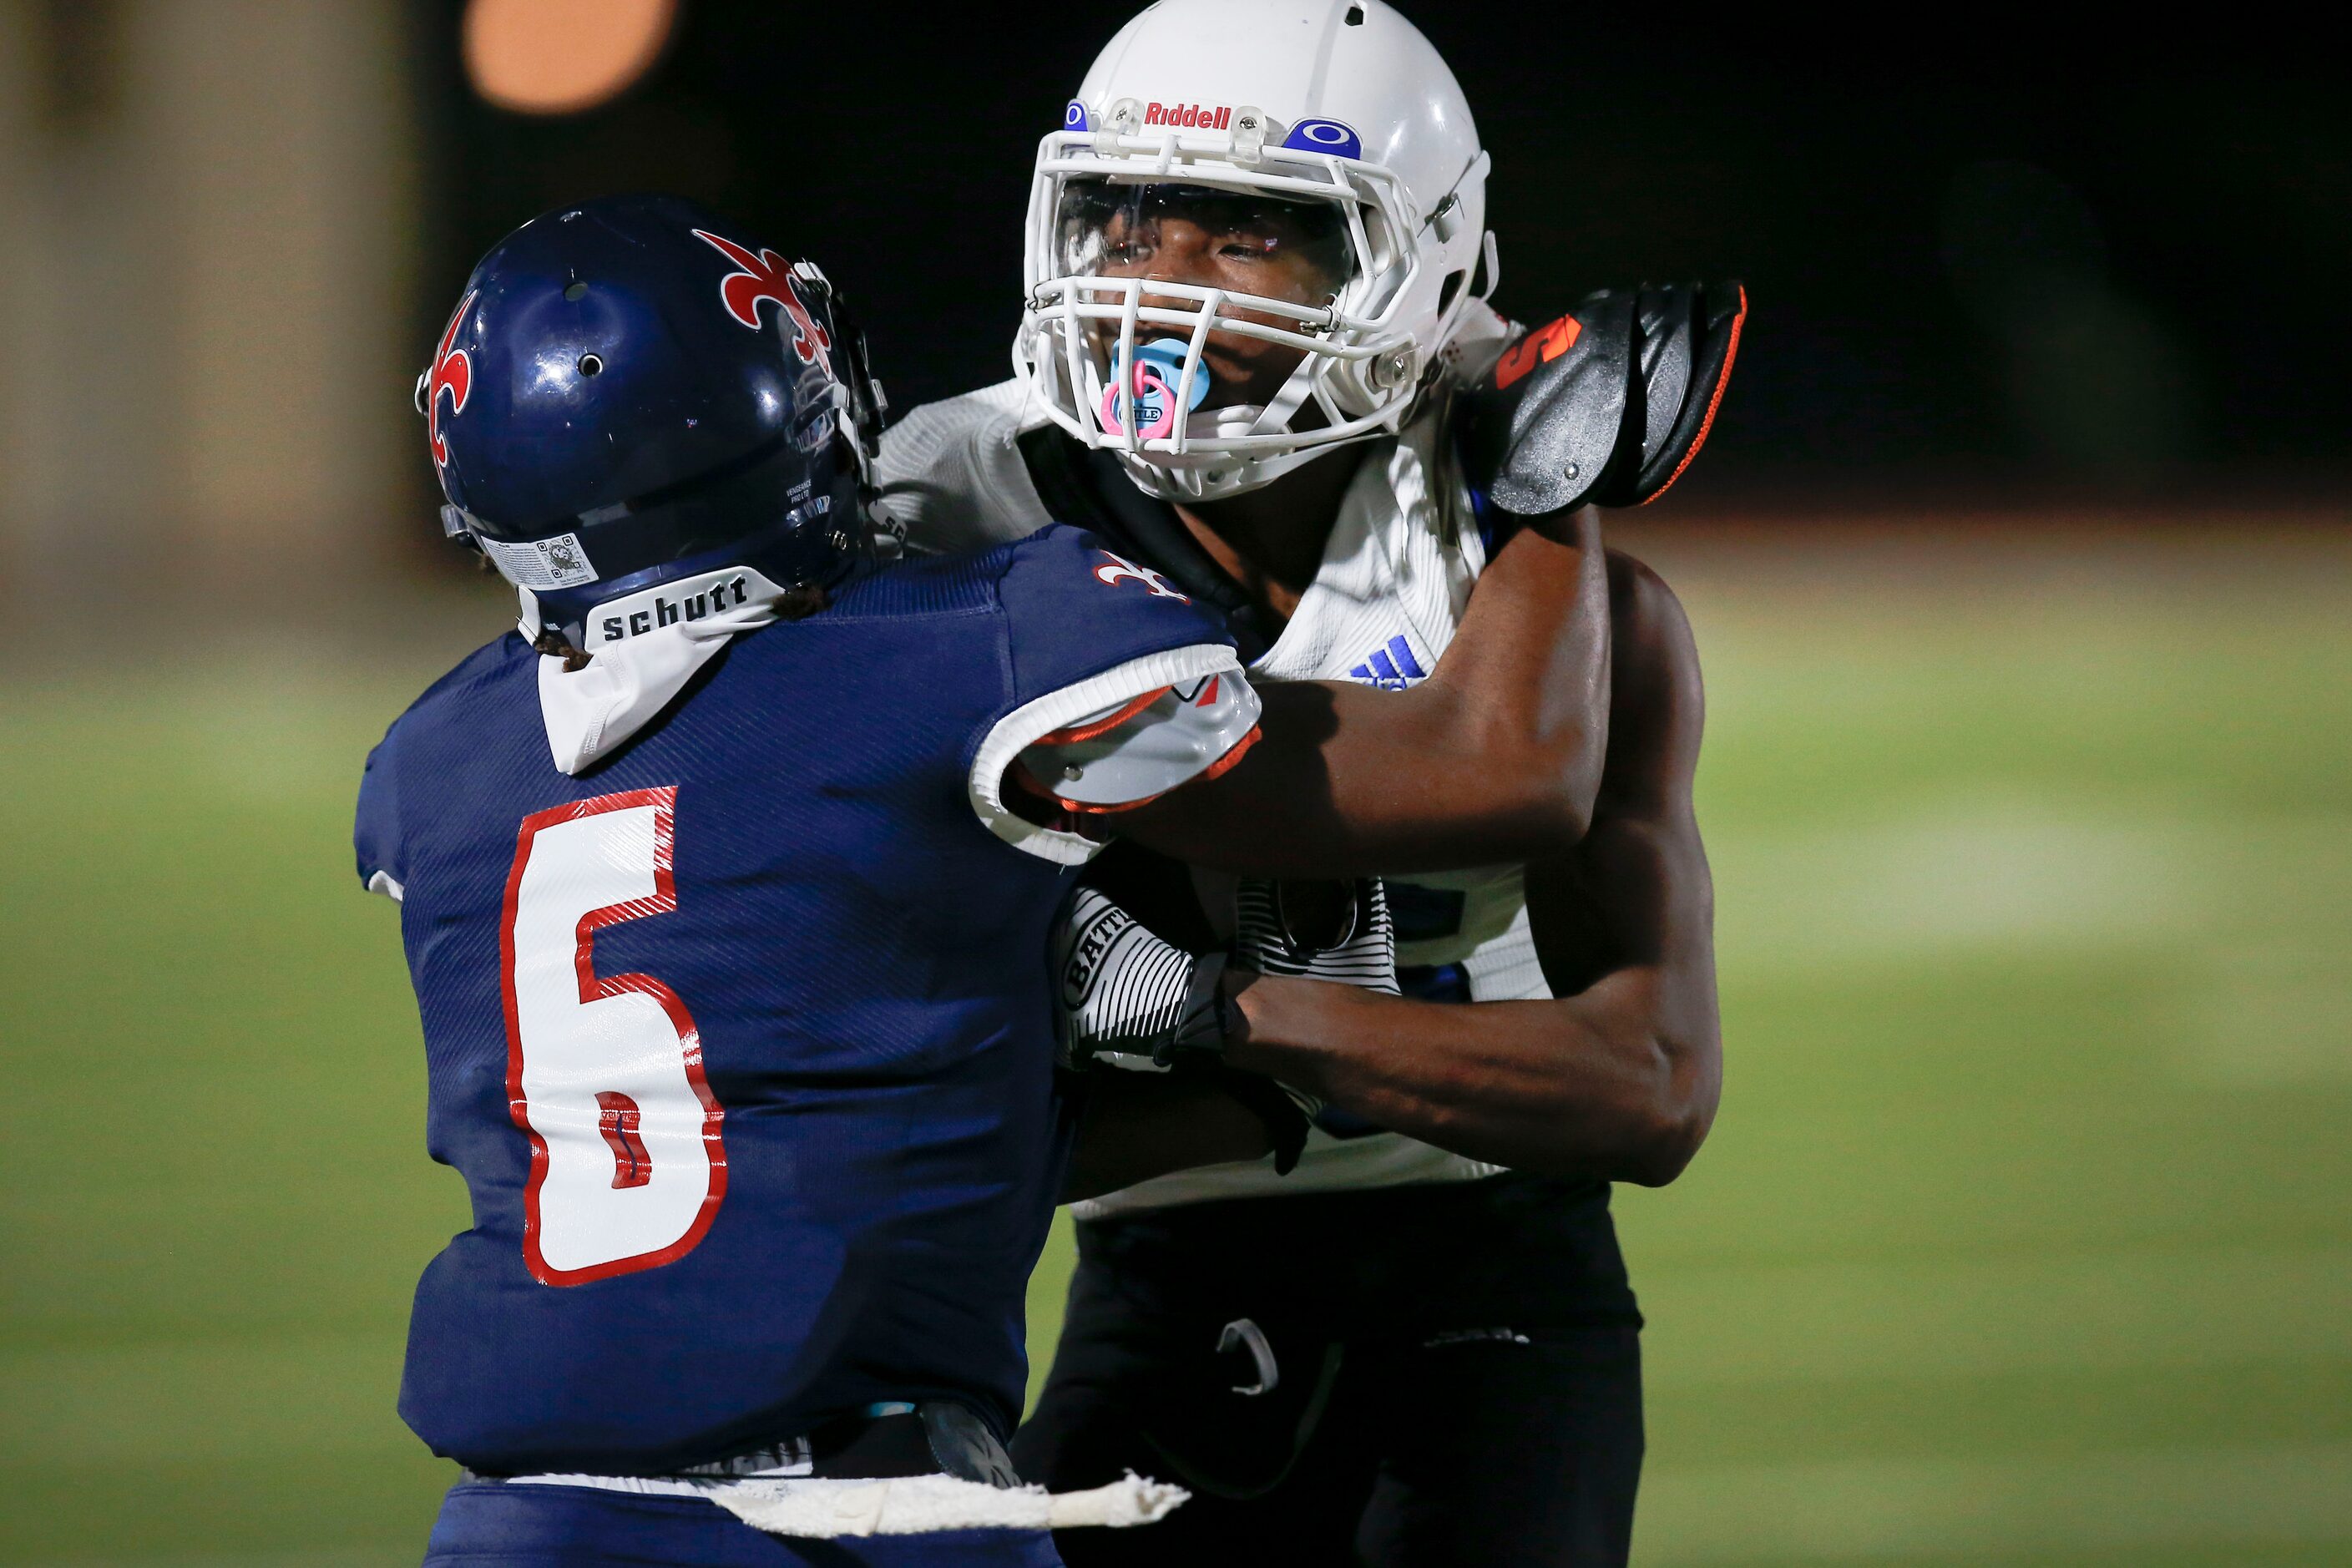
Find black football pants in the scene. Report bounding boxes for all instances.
[1013,1174,1645,1567]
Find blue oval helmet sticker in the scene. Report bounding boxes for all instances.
[1281,118,1361,159]
[1064,99,1090,132]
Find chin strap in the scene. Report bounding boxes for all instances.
[1246,355,1325,439]
[1118,425,1386,504]
[1117,352,1378,503]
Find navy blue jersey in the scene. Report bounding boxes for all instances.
[355,526,1235,1476]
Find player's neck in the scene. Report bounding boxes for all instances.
[1171,445,1365,634]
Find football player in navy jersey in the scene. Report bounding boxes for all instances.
[360,195,1618,1566]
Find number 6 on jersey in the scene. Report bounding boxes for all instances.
[500,787,725,1285]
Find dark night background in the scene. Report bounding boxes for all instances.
[416,1,2349,513]
[8,11,2352,1564]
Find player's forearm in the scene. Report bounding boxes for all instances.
[1061,1071,1272,1203]
[1223,973,1717,1186]
[1416,505,1613,834]
[1335,509,1613,862]
[1126,514,1611,877]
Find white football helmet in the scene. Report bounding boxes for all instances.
[1014,0,1496,502]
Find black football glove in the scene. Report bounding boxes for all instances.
[1052,884,1306,1172]
[1050,880,1402,1173]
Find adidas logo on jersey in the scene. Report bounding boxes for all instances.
[1348,635,1429,691]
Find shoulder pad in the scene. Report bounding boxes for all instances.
[1459,281,1746,518]
[1021,667,1262,811]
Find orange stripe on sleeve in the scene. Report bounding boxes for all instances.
[1643,285,1746,505]
[1051,723,1263,817]
[1029,686,1172,748]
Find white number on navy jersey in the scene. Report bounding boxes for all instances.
[501,787,724,1285]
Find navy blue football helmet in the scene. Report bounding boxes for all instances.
[417,194,885,640]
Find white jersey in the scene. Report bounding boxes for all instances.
[876,320,1540,1213]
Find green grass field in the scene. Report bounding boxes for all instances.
[5,524,2348,1565]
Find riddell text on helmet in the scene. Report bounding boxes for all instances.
[1146,102,1232,130]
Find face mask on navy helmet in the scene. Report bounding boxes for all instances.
[417,193,888,648]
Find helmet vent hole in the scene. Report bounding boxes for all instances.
[1344,3,1365,23]
[578,353,604,377]
[564,281,589,301]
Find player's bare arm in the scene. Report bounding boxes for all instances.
[1113,503,1612,876]
[1223,553,1720,1186]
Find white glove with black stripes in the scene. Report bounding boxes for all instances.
[1234,878,1399,1146]
[1052,886,1227,1075]
[1053,884,1311,1170]
[1230,878,1399,997]
[1050,879,1399,1173]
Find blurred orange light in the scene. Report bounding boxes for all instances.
[463,0,678,117]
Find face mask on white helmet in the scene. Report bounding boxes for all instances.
[1015,0,1497,504]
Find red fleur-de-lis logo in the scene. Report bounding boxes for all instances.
[690,229,832,376]
[427,291,476,468]
[1094,550,1190,602]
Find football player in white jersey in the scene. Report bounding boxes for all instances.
[875,3,1740,1561]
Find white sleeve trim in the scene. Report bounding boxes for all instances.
[365,869,406,903]
[969,643,1245,866]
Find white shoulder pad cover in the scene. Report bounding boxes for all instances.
[874,379,1056,555]
[1023,665,1262,809]
[968,644,1252,866]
